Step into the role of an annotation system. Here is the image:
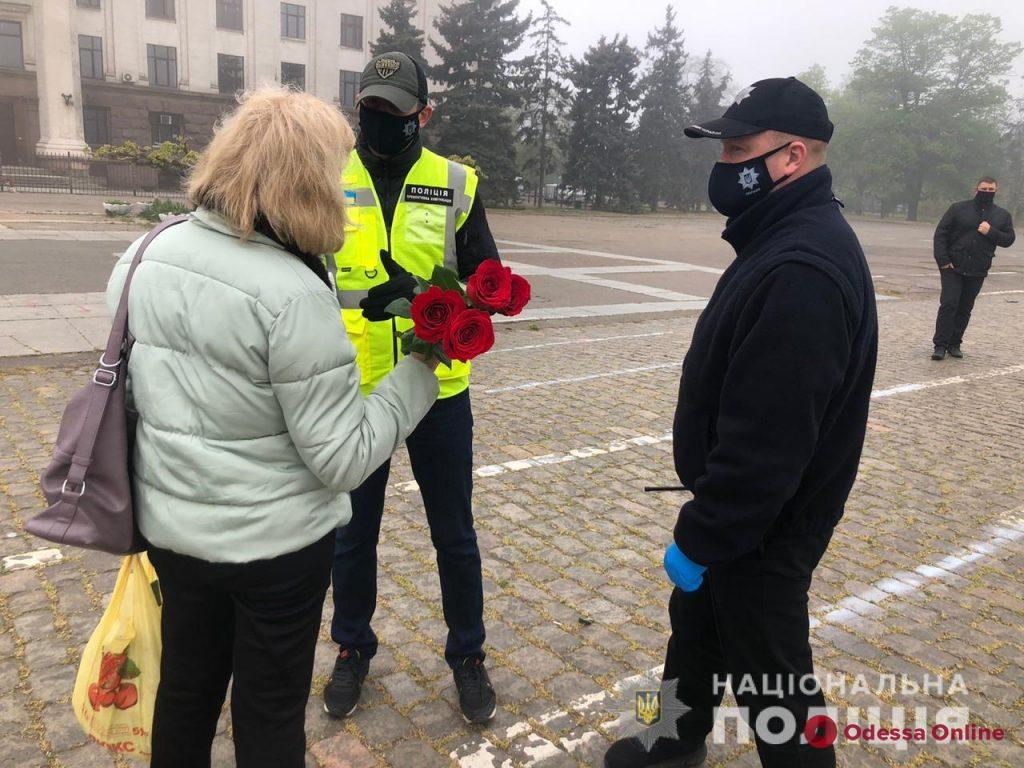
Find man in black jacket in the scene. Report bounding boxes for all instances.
[605,78,877,768]
[931,177,1015,360]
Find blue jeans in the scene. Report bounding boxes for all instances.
[330,390,485,667]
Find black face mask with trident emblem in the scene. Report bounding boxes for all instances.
[707,142,793,218]
[359,105,421,157]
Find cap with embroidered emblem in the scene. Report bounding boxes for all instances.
[358,52,429,113]
[684,77,834,142]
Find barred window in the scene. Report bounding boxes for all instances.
[281,62,305,91]
[217,54,244,95]
[340,70,360,109]
[281,3,305,40]
[150,111,183,144]
[217,0,243,31]
[79,35,104,80]
[83,105,110,146]
[147,44,177,88]
[340,13,362,49]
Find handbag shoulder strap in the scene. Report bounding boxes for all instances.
[65,215,190,489]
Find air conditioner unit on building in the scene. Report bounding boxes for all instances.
[122,72,134,83]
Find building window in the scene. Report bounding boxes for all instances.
[145,0,175,20]
[281,3,305,40]
[79,35,104,80]
[217,53,243,95]
[83,105,110,146]
[216,0,243,31]
[0,20,23,69]
[281,62,305,91]
[147,44,177,88]
[340,14,362,49]
[340,70,359,109]
[150,111,183,144]
[77,0,101,8]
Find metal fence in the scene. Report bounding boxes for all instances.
[0,152,187,198]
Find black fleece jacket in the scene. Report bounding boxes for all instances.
[673,166,878,566]
[356,136,500,279]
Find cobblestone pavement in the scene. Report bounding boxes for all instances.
[1,284,1023,767]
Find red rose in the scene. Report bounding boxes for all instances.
[502,274,531,316]
[114,683,139,710]
[88,683,101,711]
[99,652,125,680]
[466,259,513,312]
[411,285,465,343]
[443,309,495,362]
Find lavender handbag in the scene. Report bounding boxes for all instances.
[28,216,188,554]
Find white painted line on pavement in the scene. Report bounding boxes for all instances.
[981,289,1024,296]
[491,331,673,354]
[494,300,709,323]
[450,509,1024,767]
[871,364,1024,399]
[481,362,681,394]
[500,260,707,303]
[496,238,725,274]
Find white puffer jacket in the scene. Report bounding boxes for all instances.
[106,208,438,563]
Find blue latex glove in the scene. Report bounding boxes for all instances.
[664,542,707,592]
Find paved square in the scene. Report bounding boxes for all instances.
[1,204,1022,767]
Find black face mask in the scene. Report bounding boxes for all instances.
[707,143,792,218]
[359,105,420,157]
[975,190,995,206]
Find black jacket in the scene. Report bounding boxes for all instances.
[673,166,878,566]
[934,198,1015,277]
[356,137,500,279]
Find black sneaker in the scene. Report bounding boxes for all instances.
[323,649,369,718]
[931,345,947,360]
[947,345,963,358]
[453,657,496,724]
[604,737,707,768]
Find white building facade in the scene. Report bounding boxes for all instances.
[0,0,440,163]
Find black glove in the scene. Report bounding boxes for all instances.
[359,250,417,321]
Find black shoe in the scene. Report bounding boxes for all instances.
[604,737,707,768]
[323,649,369,718]
[453,657,496,724]
[947,345,963,358]
[931,345,947,360]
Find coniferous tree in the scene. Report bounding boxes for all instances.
[564,35,642,211]
[681,50,731,210]
[430,0,531,205]
[371,0,425,61]
[518,0,571,207]
[637,5,690,211]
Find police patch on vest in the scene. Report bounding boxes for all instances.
[404,185,454,206]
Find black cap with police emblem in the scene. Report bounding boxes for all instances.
[685,77,834,143]
[358,52,429,114]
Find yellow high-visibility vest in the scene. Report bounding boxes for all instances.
[329,147,479,399]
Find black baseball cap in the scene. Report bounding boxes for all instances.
[357,52,429,113]
[684,77,834,142]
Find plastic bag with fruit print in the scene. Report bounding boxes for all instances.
[71,553,162,760]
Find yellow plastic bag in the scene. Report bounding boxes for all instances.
[72,553,162,760]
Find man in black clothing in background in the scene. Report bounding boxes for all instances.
[931,176,1015,360]
[605,78,877,768]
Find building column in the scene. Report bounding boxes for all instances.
[34,0,88,156]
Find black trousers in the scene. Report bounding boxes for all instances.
[933,269,986,347]
[330,389,485,667]
[664,529,836,768]
[148,533,334,768]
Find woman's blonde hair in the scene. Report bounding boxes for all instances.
[187,86,354,255]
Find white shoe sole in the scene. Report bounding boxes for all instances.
[323,701,358,718]
[462,701,497,725]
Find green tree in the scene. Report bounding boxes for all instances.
[797,64,835,103]
[370,0,425,60]
[680,50,730,210]
[844,8,1021,220]
[564,35,642,211]
[999,97,1024,219]
[430,0,530,205]
[518,0,571,207]
[636,5,691,211]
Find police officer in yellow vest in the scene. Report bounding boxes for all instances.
[324,52,499,725]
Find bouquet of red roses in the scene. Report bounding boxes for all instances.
[385,259,531,366]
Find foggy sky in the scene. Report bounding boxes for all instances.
[517,0,1024,100]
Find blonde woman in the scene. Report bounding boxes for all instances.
[105,87,439,767]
